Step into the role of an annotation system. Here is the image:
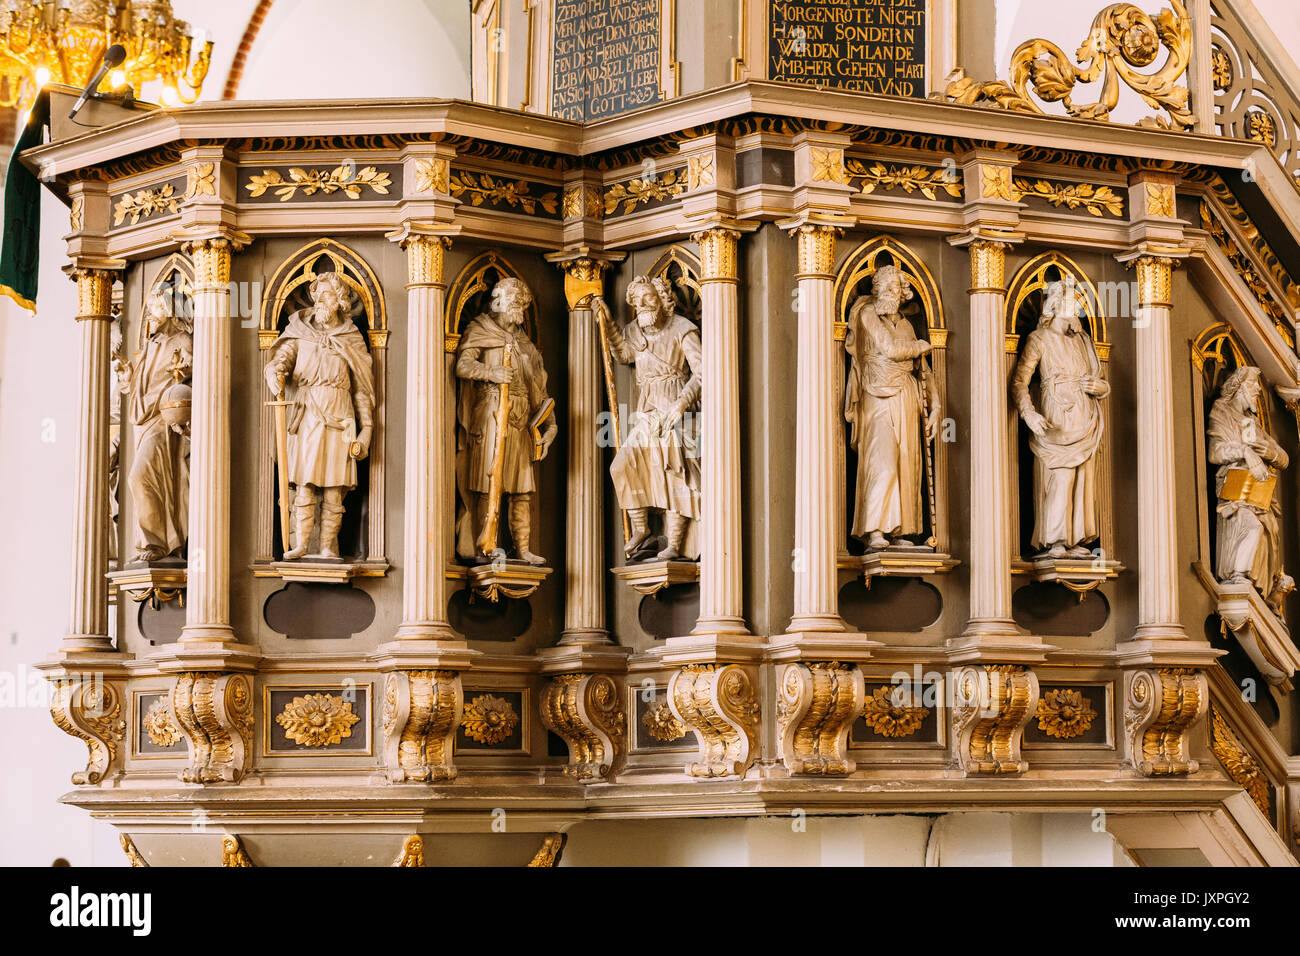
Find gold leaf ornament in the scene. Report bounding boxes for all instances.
[143,697,181,748]
[246,165,392,202]
[275,693,361,747]
[643,700,687,742]
[602,168,686,216]
[1034,688,1097,739]
[462,694,520,745]
[185,162,217,200]
[861,685,929,738]
[448,170,558,215]
[113,183,179,226]
[847,159,962,200]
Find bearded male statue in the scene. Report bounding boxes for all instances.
[844,264,939,551]
[264,272,376,560]
[1011,279,1109,558]
[602,275,702,561]
[127,292,192,563]
[454,277,557,565]
[1209,365,1293,613]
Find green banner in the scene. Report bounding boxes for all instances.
[0,93,49,313]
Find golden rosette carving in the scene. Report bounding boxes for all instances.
[461,693,520,746]
[275,693,362,747]
[643,699,686,742]
[143,697,182,748]
[862,685,930,738]
[810,146,848,184]
[414,157,450,194]
[1035,688,1097,740]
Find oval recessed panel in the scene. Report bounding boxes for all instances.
[1011,583,1109,636]
[263,583,376,639]
[448,589,532,641]
[639,584,701,640]
[839,578,942,633]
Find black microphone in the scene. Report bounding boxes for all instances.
[69,44,127,120]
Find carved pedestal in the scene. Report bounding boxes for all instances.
[539,673,627,780]
[951,664,1038,775]
[777,661,864,775]
[667,663,760,779]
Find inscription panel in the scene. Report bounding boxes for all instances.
[769,0,926,97]
[553,0,662,121]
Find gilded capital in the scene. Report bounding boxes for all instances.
[692,227,740,283]
[968,239,1007,292]
[181,237,234,291]
[792,223,840,278]
[71,268,115,319]
[404,234,452,288]
[1133,254,1175,308]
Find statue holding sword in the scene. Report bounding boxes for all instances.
[264,272,375,560]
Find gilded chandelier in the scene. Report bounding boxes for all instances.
[0,0,211,111]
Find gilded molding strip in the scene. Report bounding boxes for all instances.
[1200,197,1297,346]
[845,159,963,200]
[245,164,393,201]
[449,170,559,215]
[943,0,1195,130]
[274,693,361,747]
[1209,705,1272,816]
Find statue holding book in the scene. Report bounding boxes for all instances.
[1208,366,1293,614]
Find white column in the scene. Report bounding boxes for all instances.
[692,227,749,636]
[789,224,845,632]
[64,268,116,651]
[180,238,236,644]
[1132,255,1187,640]
[395,234,457,640]
[560,259,610,644]
[963,239,1018,638]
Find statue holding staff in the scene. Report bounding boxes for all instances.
[264,272,375,560]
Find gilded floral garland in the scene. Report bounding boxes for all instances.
[246,165,393,201]
[603,169,686,216]
[1035,688,1097,739]
[845,159,963,200]
[1210,706,1271,816]
[274,693,361,747]
[461,694,520,745]
[1012,178,1125,217]
[449,171,558,215]
[861,685,929,738]
[113,183,179,226]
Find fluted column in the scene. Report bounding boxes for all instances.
[691,227,749,636]
[559,258,610,644]
[963,239,1018,638]
[64,268,116,651]
[1130,255,1187,640]
[788,224,845,632]
[395,234,457,641]
[180,237,238,644]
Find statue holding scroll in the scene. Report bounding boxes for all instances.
[1011,279,1109,559]
[601,275,702,561]
[264,272,375,560]
[454,277,557,565]
[844,265,939,552]
[127,292,192,563]
[1208,366,1293,613]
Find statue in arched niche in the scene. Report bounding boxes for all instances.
[1209,366,1293,614]
[128,291,191,564]
[264,272,376,560]
[454,277,558,565]
[844,264,939,551]
[1011,279,1109,558]
[602,275,702,561]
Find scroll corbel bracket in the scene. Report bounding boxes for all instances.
[539,673,627,781]
[381,669,461,783]
[668,663,760,779]
[951,665,1038,775]
[1124,667,1207,776]
[49,676,126,785]
[170,671,254,784]
[777,662,864,776]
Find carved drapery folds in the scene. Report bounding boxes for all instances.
[668,663,760,779]
[540,673,626,780]
[49,677,125,785]
[777,662,864,775]
[381,670,462,783]
[943,0,1195,130]
[951,665,1038,775]
[1124,668,1207,776]
[169,671,254,784]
